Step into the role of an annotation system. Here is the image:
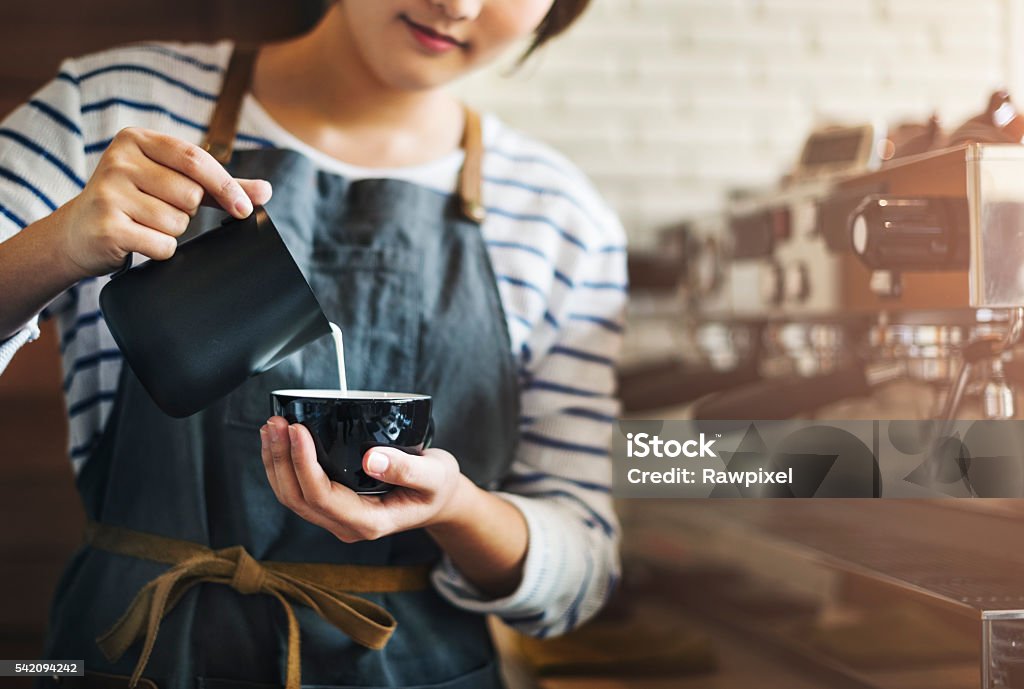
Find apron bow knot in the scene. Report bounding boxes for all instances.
[224,545,267,595]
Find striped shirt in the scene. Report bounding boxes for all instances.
[0,40,627,638]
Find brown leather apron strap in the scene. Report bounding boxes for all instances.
[201,44,259,164]
[458,105,486,224]
[201,45,486,221]
[85,522,430,689]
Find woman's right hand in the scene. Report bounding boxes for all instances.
[57,127,273,278]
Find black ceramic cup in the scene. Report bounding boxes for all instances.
[271,389,433,494]
[99,206,331,418]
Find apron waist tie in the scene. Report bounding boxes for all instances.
[84,521,431,689]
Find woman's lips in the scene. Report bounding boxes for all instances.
[400,15,466,54]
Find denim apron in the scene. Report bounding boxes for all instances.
[40,45,519,689]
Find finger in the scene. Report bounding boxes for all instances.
[288,423,347,511]
[132,129,254,218]
[121,191,192,239]
[363,446,435,492]
[266,416,306,509]
[259,424,280,495]
[265,417,373,539]
[290,421,337,501]
[238,179,273,206]
[200,178,273,212]
[130,157,206,216]
[119,217,179,261]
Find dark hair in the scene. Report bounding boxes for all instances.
[521,0,592,62]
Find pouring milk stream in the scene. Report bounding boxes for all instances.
[329,322,348,392]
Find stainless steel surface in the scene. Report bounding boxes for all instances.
[693,322,758,372]
[969,145,1024,307]
[982,361,1016,419]
[760,321,853,377]
[936,307,1024,427]
[868,322,966,382]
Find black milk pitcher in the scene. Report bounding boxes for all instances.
[99,206,330,418]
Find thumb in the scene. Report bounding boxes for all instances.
[363,447,428,490]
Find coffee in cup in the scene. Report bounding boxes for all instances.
[271,389,433,494]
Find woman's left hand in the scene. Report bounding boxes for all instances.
[260,416,471,542]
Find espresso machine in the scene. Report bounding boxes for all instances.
[622,95,1024,428]
[612,96,1024,689]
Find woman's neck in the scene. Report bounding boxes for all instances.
[251,6,465,168]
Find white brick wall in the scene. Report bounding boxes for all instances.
[455,0,1016,246]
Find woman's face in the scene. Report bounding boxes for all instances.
[338,0,556,90]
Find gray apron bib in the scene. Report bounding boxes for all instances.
[40,46,519,689]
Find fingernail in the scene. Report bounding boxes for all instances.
[234,196,253,217]
[288,425,298,443]
[259,425,268,441]
[267,424,278,444]
[367,452,389,476]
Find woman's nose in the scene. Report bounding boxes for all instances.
[430,0,483,22]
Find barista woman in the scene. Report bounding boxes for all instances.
[0,1,626,687]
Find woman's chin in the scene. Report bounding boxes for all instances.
[361,42,475,91]
[378,64,465,92]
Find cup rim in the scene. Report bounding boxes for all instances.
[272,389,430,401]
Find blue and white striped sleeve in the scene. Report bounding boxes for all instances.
[432,201,627,638]
[0,58,88,374]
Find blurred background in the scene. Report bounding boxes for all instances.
[459,0,1017,243]
[3,1,1024,688]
